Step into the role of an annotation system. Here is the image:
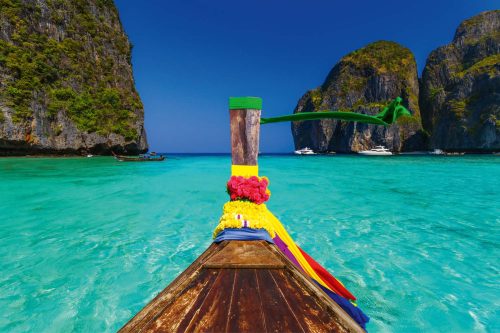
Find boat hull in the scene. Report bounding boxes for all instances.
[115,156,165,162]
[112,151,166,162]
[358,151,392,156]
[119,241,364,333]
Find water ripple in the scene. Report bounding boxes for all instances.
[0,155,498,332]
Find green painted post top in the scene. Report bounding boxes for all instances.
[229,97,262,110]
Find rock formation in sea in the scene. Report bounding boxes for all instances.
[0,0,147,155]
[420,10,499,152]
[292,41,424,153]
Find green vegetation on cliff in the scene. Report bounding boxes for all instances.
[0,0,141,140]
[420,10,499,150]
[342,41,415,78]
[334,41,420,115]
[460,10,500,29]
[457,54,500,78]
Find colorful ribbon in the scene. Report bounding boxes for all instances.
[213,173,370,329]
[231,164,258,177]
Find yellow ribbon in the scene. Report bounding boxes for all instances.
[266,210,332,290]
[231,164,258,177]
[213,199,333,292]
[215,171,345,294]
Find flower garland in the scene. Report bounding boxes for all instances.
[226,175,271,204]
[213,175,275,238]
[213,201,276,238]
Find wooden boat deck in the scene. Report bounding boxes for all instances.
[119,240,364,333]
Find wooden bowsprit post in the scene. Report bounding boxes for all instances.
[229,97,261,168]
[119,97,364,333]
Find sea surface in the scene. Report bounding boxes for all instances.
[0,154,499,332]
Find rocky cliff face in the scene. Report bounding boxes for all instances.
[0,0,147,155]
[292,41,423,153]
[420,10,499,151]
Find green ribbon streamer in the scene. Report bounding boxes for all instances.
[260,97,411,125]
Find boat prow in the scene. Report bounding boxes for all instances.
[119,240,364,333]
[119,96,369,333]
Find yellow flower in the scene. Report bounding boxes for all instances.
[213,200,276,238]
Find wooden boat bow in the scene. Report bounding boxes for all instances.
[119,241,364,333]
[119,97,366,332]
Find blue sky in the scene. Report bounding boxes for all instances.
[115,0,499,153]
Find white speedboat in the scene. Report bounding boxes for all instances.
[358,146,392,156]
[294,147,316,155]
[429,149,445,155]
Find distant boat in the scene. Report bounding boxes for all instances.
[86,154,93,158]
[112,151,166,162]
[429,149,445,155]
[358,146,392,156]
[294,147,316,155]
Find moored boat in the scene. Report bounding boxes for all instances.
[294,147,316,155]
[358,145,392,156]
[429,149,445,155]
[112,151,165,162]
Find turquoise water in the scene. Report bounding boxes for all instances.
[0,155,499,332]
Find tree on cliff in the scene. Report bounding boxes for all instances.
[0,0,147,155]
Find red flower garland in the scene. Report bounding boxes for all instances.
[227,176,270,204]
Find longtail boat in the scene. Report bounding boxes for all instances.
[120,97,411,332]
[112,151,166,162]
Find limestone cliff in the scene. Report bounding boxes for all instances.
[0,0,147,155]
[420,10,499,151]
[292,41,423,153]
